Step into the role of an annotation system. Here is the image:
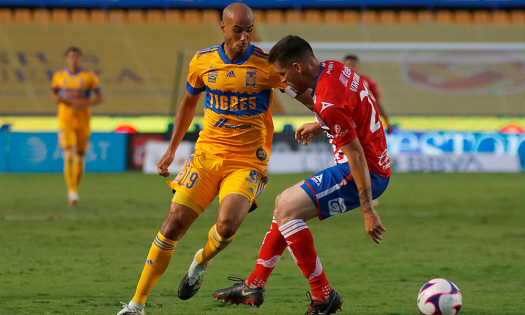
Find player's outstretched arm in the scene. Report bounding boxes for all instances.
[295,122,324,146]
[157,92,200,177]
[340,139,386,244]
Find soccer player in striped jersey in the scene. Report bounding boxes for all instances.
[116,5,312,315]
[213,36,391,315]
[51,47,104,205]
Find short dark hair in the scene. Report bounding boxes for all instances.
[65,47,82,57]
[344,54,359,62]
[268,35,314,67]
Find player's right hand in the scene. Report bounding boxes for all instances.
[295,123,320,146]
[157,153,175,177]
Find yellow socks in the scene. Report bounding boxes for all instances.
[64,150,77,193]
[75,154,85,187]
[196,224,236,266]
[132,232,177,304]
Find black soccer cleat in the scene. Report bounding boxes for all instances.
[212,277,264,307]
[304,290,343,315]
[178,249,209,300]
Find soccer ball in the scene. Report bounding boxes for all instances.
[417,278,462,315]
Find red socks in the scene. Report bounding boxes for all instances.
[279,219,332,302]
[246,218,287,288]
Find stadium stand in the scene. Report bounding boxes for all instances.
[52,9,69,23]
[166,10,182,24]
[91,9,107,24]
[0,6,523,116]
[128,10,145,24]
[14,9,32,23]
[71,9,89,24]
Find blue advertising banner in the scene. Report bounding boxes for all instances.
[387,131,525,157]
[7,132,126,173]
[0,125,9,172]
[2,0,523,9]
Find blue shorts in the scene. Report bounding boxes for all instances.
[301,163,390,220]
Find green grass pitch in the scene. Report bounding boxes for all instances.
[0,172,524,315]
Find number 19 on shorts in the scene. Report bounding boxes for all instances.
[177,170,199,189]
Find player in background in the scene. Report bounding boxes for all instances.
[213,35,391,315]
[50,47,104,205]
[116,5,312,315]
[344,55,392,134]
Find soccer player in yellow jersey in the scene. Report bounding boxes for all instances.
[50,47,104,205]
[117,3,312,315]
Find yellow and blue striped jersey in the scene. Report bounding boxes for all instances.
[186,43,286,168]
[51,68,101,124]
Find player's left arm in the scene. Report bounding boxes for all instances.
[340,139,386,244]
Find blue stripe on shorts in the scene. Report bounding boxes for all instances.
[300,163,389,220]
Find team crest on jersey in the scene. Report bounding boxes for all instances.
[256,147,267,161]
[246,68,257,87]
[208,67,218,83]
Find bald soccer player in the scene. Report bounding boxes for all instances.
[116,4,312,315]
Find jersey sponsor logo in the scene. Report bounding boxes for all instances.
[256,147,267,161]
[327,61,334,74]
[320,102,335,112]
[226,70,236,78]
[312,174,323,186]
[246,68,257,87]
[208,68,218,83]
[350,72,360,92]
[214,118,252,129]
[328,198,346,215]
[378,148,391,170]
[334,125,341,134]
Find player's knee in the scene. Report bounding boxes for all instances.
[160,205,195,241]
[274,193,282,208]
[215,220,238,239]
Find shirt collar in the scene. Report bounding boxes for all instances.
[68,67,83,75]
[218,42,254,65]
[311,64,325,97]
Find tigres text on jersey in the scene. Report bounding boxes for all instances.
[186,43,287,169]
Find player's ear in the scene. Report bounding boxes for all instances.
[292,62,302,74]
[220,21,225,34]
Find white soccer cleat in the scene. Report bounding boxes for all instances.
[178,248,209,300]
[68,191,79,205]
[116,302,145,315]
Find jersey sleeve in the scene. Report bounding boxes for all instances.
[51,72,61,92]
[318,93,357,147]
[90,73,102,92]
[186,53,205,95]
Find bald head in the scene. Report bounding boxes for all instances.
[220,3,254,62]
[222,3,254,24]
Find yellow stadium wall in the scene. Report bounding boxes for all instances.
[0,23,523,116]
